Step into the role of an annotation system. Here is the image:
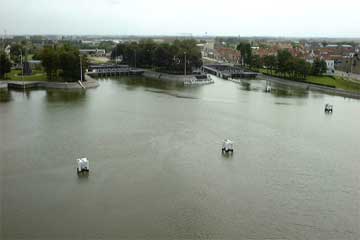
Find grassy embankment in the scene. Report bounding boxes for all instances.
[257,68,360,92]
[3,69,47,81]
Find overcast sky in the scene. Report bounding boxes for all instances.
[1,0,359,37]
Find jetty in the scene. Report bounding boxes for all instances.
[2,75,99,90]
[202,64,258,80]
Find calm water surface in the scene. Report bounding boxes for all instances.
[1,77,359,239]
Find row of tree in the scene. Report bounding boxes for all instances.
[236,42,327,80]
[39,45,88,81]
[261,50,327,80]
[111,39,202,74]
[264,50,311,80]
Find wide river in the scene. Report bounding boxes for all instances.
[1,76,359,239]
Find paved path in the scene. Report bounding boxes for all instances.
[335,71,360,83]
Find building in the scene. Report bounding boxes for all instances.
[325,59,335,75]
[214,47,240,64]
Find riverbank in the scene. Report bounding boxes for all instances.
[259,74,360,99]
[257,68,360,92]
[1,74,99,90]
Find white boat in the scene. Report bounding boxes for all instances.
[222,139,234,153]
[325,104,333,113]
[77,158,90,173]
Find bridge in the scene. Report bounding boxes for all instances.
[202,64,258,79]
[87,64,144,77]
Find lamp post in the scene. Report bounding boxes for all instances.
[80,55,83,82]
[20,49,24,83]
[184,52,187,76]
[134,49,137,68]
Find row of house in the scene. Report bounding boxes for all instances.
[212,41,360,75]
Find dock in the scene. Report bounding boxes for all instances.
[87,64,145,77]
[3,77,99,90]
[202,64,258,79]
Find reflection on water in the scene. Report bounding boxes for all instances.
[106,76,182,91]
[145,89,198,99]
[221,152,234,160]
[0,89,11,102]
[274,102,292,105]
[239,81,252,91]
[45,89,86,103]
[270,85,309,98]
[76,172,90,183]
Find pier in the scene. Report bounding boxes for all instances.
[202,64,258,79]
[3,77,99,90]
[87,64,145,77]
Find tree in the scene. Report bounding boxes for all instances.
[311,58,327,76]
[250,55,261,69]
[58,45,82,80]
[98,41,116,53]
[153,43,172,69]
[40,46,59,81]
[111,39,202,74]
[320,59,327,75]
[236,42,252,67]
[277,49,292,77]
[292,58,310,80]
[40,45,86,81]
[261,50,309,81]
[10,44,25,64]
[0,51,12,79]
[263,55,277,75]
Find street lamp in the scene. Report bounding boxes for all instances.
[184,52,187,76]
[20,49,24,84]
[80,55,83,82]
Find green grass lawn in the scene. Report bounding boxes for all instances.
[306,75,360,92]
[257,68,360,92]
[4,69,47,81]
[306,75,336,86]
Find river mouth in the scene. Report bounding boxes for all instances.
[1,76,359,239]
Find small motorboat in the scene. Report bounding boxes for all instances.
[77,157,90,174]
[222,139,234,153]
[324,104,333,113]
